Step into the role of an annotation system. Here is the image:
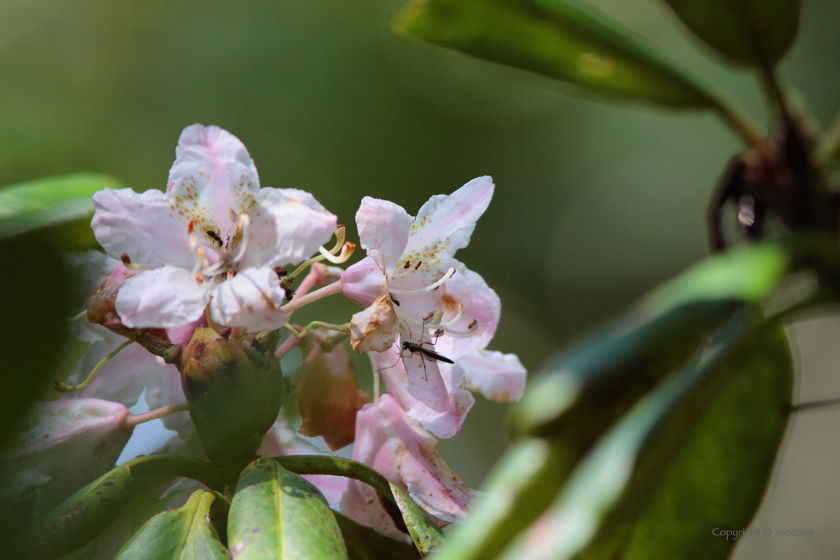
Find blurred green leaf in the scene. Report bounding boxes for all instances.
[444,243,792,560]
[0,173,122,248]
[228,458,348,560]
[334,511,421,560]
[510,242,790,437]
[392,0,718,108]
[114,489,230,560]
[0,233,75,450]
[660,0,800,68]
[15,465,135,560]
[497,312,791,560]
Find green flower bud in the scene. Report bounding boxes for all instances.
[180,327,283,474]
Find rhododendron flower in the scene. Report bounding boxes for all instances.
[373,344,526,439]
[342,177,500,412]
[339,395,478,538]
[91,124,337,331]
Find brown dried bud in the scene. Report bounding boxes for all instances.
[296,332,369,450]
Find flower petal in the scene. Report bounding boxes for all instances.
[342,257,387,308]
[348,395,477,525]
[350,295,399,354]
[245,188,337,268]
[402,340,449,413]
[376,348,474,439]
[168,124,260,236]
[400,176,494,273]
[208,267,289,330]
[356,197,412,276]
[0,399,132,518]
[435,263,501,360]
[92,188,193,269]
[116,266,210,328]
[458,349,527,403]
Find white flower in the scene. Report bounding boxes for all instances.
[342,176,501,412]
[91,124,337,331]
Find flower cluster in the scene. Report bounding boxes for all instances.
[8,124,526,540]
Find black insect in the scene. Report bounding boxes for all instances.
[389,292,400,307]
[401,341,453,365]
[274,268,294,302]
[206,229,224,248]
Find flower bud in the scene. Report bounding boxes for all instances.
[180,327,283,472]
[296,332,369,450]
[0,399,133,521]
[87,263,137,338]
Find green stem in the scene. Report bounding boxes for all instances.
[53,338,136,393]
[710,98,765,150]
[123,454,226,492]
[273,455,397,506]
[815,108,840,166]
[285,320,351,338]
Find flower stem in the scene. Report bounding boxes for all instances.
[280,280,345,315]
[124,403,190,428]
[285,321,351,338]
[53,338,136,393]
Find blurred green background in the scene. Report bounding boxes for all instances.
[2,0,839,558]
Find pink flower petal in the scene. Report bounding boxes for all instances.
[1,399,133,518]
[356,197,412,276]
[402,176,494,269]
[169,124,260,236]
[458,349,527,403]
[92,188,193,269]
[116,266,210,328]
[402,345,449,413]
[245,188,337,269]
[342,257,387,308]
[434,263,501,360]
[376,348,474,439]
[208,267,289,331]
[344,395,477,528]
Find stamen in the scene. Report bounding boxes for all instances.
[189,237,205,275]
[440,304,464,327]
[289,225,350,279]
[389,267,456,295]
[231,213,251,263]
[440,319,478,336]
[317,242,355,264]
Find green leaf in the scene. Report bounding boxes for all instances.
[0,173,123,248]
[14,465,136,560]
[333,512,420,560]
[497,312,792,560]
[227,458,348,560]
[273,455,445,555]
[660,0,800,68]
[389,483,444,556]
[510,242,790,438]
[426,439,569,560]
[114,489,230,560]
[392,0,718,108]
